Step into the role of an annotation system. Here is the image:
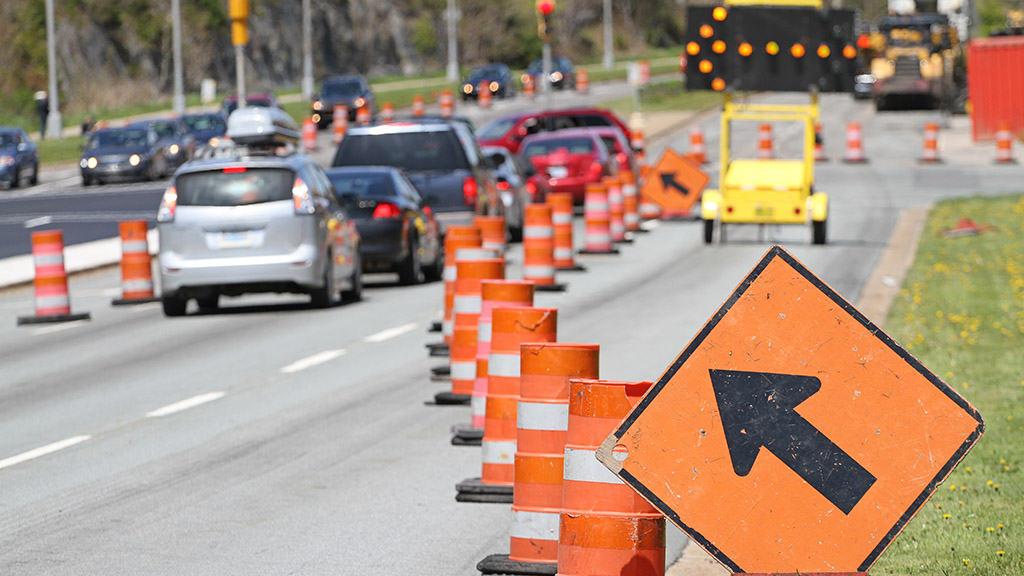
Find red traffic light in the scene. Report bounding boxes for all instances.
[537,0,555,15]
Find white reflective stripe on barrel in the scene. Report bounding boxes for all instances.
[554,248,573,260]
[471,394,487,418]
[552,213,572,225]
[585,200,609,213]
[517,401,568,431]
[121,240,149,253]
[442,320,453,337]
[453,295,482,314]
[477,322,492,343]
[564,447,624,484]
[35,295,70,309]
[34,253,64,267]
[510,509,560,540]
[482,440,517,464]
[122,280,154,292]
[523,265,555,279]
[488,352,520,378]
[443,265,456,281]
[622,184,637,197]
[523,226,553,239]
[455,247,498,261]
[450,361,476,381]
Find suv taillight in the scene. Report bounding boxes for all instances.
[525,181,538,199]
[157,186,177,222]
[463,177,478,207]
[372,202,401,219]
[589,160,604,175]
[293,178,315,214]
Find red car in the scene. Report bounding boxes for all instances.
[587,125,639,177]
[477,107,632,154]
[519,128,618,204]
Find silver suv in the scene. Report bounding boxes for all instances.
[156,108,362,317]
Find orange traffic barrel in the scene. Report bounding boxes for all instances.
[380,102,395,123]
[576,68,589,94]
[620,170,641,233]
[474,215,507,254]
[578,182,619,255]
[436,324,478,405]
[757,123,773,159]
[478,81,493,109]
[452,279,536,446]
[332,104,349,145]
[356,104,371,125]
[630,129,646,164]
[843,121,868,164]
[523,77,536,100]
[112,221,159,305]
[557,379,664,576]
[546,193,585,272]
[604,176,627,244]
[523,204,566,292]
[814,122,828,162]
[302,117,317,151]
[440,89,455,118]
[457,306,557,503]
[920,122,942,164]
[17,230,91,325]
[436,226,483,347]
[995,122,1017,164]
[688,127,707,164]
[412,94,425,117]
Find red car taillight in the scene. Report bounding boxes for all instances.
[496,181,511,191]
[372,202,401,219]
[589,160,604,175]
[293,177,315,214]
[525,181,538,199]
[463,176,478,207]
[157,185,177,223]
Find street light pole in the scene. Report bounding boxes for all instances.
[602,0,614,70]
[301,0,314,100]
[171,0,185,116]
[445,0,459,82]
[44,0,62,139]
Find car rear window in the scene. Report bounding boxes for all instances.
[522,138,596,157]
[600,136,621,154]
[327,171,394,200]
[334,131,470,172]
[477,118,518,141]
[175,168,295,206]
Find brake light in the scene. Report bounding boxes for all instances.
[372,202,401,219]
[157,185,177,223]
[223,166,247,173]
[463,177,478,207]
[293,178,315,214]
[589,161,604,175]
[616,152,628,166]
[423,206,433,216]
[496,181,511,191]
[525,180,538,199]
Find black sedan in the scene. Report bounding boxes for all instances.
[461,63,515,100]
[80,126,166,185]
[133,118,196,174]
[521,56,576,90]
[326,166,443,285]
[312,75,376,128]
[0,127,39,188]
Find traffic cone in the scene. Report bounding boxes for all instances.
[474,216,507,255]
[604,176,628,244]
[302,117,317,151]
[576,68,589,95]
[380,102,395,123]
[356,104,371,126]
[578,183,619,255]
[757,123,773,159]
[431,226,482,354]
[457,306,557,503]
[412,94,425,117]
[557,379,666,576]
[332,105,348,145]
[478,82,493,109]
[452,280,536,446]
[814,122,828,162]
[112,221,159,305]
[995,122,1017,164]
[920,122,942,163]
[17,230,91,325]
[440,89,455,118]
[546,193,585,272]
[843,121,868,164]
[477,344,601,575]
[523,77,536,100]
[523,204,566,292]
[630,129,646,165]
[688,128,707,165]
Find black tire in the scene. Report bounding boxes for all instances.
[342,253,363,303]
[397,234,423,285]
[310,257,337,308]
[423,243,444,282]
[703,219,715,244]
[812,219,827,245]
[9,165,19,189]
[82,173,92,186]
[509,224,523,243]
[30,162,39,185]
[162,295,187,317]
[148,159,161,181]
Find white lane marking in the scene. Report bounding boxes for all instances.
[146,391,227,418]
[363,323,418,343]
[640,220,661,231]
[279,349,346,374]
[32,320,89,336]
[0,435,92,471]
[23,216,53,228]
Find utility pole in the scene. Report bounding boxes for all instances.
[44,0,62,139]
[603,0,614,70]
[445,0,460,82]
[229,0,250,109]
[172,0,185,116]
[302,0,314,101]
[537,0,555,110]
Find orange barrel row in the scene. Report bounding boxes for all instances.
[522,204,563,290]
[995,122,1017,164]
[688,127,707,165]
[620,171,640,234]
[439,226,483,345]
[557,379,665,576]
[380,102,395,122]
[478,82,493,109]
[475,215,507,254]
[333,105,349,145]
[580,183,617,255]
[920,122,941,163]
[604,176,626,243]
[546,193,583,271]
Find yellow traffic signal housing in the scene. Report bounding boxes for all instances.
[228,0,250,20]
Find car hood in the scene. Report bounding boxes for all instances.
[84,144,150,157]
[0,145,19,155]
[319,94,367,107]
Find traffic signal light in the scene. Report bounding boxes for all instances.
[228,0,250,46]
[684,5,859,93]
[537,0,555,41]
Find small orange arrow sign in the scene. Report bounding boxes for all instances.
[640,148,709,216]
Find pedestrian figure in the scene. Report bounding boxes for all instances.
[35,91,49,140]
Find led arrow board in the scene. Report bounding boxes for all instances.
[598,246,983,574]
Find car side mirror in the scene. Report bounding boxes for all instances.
[17,143,27,152]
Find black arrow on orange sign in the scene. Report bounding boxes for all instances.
[710,369,877,515]
[659,173,690,197]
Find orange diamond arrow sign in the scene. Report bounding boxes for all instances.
[640,147,709,217]
[597,246,983,574]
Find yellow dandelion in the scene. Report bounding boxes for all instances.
[961,486,968,491]
[988,526,995,532]
[962,382,970,389]
[963,557,971,566]
[944,513,951,519]
[1001,459,1007,464]
[951,484,958,490]
[1006,465,1011,471]
[988,480,995,486]
[998,524,1005,529]
[966,467,973,472]
[998,550,1005,556]
[994,484,1000,490]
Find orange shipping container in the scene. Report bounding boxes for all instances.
[967,36,1024,141]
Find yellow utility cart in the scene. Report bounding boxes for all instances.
[700,92,828,244]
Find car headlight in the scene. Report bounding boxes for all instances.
[168,144,180,155]
[489,81,499,92]
[463,84,473,94]
[521,73,531,84]
[0,155,14,167]
[313,100,322,111]
[551,71,563,82]
[353,97,366,109]
[86,157,98,169]
[129,154,142,167]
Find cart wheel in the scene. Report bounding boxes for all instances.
[703,219,714,244]
[812,218,827,245]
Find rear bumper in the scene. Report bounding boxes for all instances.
[158,244,323,297]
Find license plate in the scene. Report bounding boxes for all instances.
[217,230,253,249]
[754,205,774,217]
[548,166,568,179]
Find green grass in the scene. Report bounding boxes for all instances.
[871,194,1024,575]
[601,80,721,118]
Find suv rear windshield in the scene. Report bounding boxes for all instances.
[336,131,470,172]
[522,138,597,157]
[175,168,295,206]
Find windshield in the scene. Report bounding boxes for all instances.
[477,117,518,141]
[185,115,226,133]
[175,168,295,206]
[522,137,596,157]
[335,131,470,172]
[152,123,177,139]
[468,66,503,81]
[322,80,364,97]
[88,129,148,149]
[0,133,18,147]
[327,171,394,200]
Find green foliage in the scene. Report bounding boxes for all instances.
[411,13,438,57]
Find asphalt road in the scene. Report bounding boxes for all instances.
[0,89,1022,575]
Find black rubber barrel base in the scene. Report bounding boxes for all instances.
[111,297,161,306]
[17,312,91,325]
[456,477,513,503]
[477,554,557,575]
[451,424,483,445]
[533,283,567,293]
[433,392,470,405]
